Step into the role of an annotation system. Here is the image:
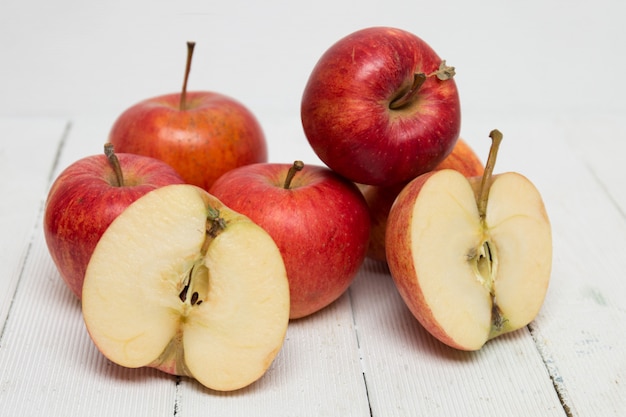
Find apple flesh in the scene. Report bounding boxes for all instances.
[81,184,290,391]
[44,144,185,299]
[209,161,371,319]
[301,26,461,186]
[385,131,552,350]
[362,138,484,262]
[109,42,267,191]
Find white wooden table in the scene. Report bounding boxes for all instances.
[1,113,624,416]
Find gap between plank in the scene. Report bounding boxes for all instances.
[348,287,374,417]
[0,121,72,345]
[173,376,183,416]
[528,323,576,417]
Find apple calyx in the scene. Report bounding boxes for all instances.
[104,142,125,187]
[178,206,227,308]
[468,129,507,336]
[283,160,305,189]
[179,41,196,111]
[389,60,456,110]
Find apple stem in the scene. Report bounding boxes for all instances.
[201,206,227,254]
[283,160,305,189]
[389,61,455,110]
[104,142,124,187]
[477,129,503,219]
[179,41,196,111]
[389,73,426,110]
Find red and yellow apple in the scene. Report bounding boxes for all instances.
[108,42,267,191]
[82,184,290,391]
[43,143,184,299]
[385,130,552,350]
[301,26,461,186]
[209,161,371,319]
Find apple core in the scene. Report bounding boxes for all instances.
[178,206,226,308]
[470,129,508,336]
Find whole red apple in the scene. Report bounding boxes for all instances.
[108,42,267,191]
[301,26,461,186]
[44,143,184,299]
[362,138,484,263]
[209,160,371,319]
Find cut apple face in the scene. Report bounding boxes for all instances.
[386,168,552,351]
[82,184,290,391]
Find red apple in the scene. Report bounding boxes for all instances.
[431,137,485,176]
[209,161,371,319]
[301,26,461,186]
[108,42,267,191]
[362,138,484,262]
[44,143,185,299]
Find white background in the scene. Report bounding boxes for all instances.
[2,0,625,147]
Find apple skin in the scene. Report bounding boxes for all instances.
[384,171,457,347]
[430,137,485,176]
[301,26,461,186]
[108,91,267,191]
[362,138,484,262]
[44,152,185,299]
[209,162,371,319]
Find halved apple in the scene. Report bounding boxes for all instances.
[81,184,290,391]
[385,130,552,351]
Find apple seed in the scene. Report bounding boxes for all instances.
[178,262,209,306]
[178,282,189,302]
[179,206,227,305]
[190,291,199,305]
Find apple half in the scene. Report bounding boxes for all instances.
[386,131,552,351]
[81,184,290,391]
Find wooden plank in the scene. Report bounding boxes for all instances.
[0,118,68,327]
[350,259,565,416]
[562,115,626,215]
[529,115,626,416]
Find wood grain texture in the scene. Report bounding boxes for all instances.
[0,118,68,326]
[0,115,624,416]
